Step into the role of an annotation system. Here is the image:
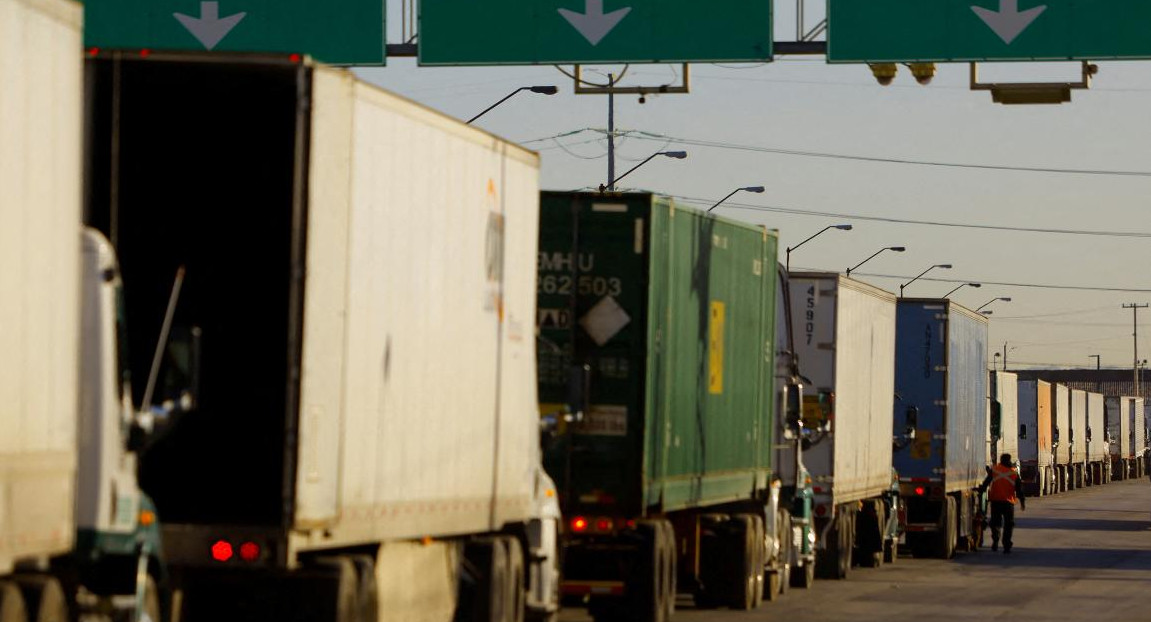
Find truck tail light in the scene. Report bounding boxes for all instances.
[571,517,588,533]
[211,540,234,562]
[239,542,261,562]
[594,518,613,532]
[914,486,926,496]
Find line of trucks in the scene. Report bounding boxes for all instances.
[6,1,1149,621]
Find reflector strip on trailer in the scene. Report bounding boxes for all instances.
[904,524,940,532]
[562,581,626,596]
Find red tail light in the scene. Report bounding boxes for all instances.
[914,486,926,496]
[239,542,261,562]
[595,518,613,532]
[571,516,588,532]
[211,540,234,562]
[814,505,827,517]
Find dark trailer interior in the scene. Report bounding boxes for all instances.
[84,54,309,530]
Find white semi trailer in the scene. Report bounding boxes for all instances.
[3,1,168,620]
[84,51,561,622]
[785,273,898,578]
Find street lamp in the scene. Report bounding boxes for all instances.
[846,246,905,277]
[993,352,1002,371]
[785,224,853,272]
[899,264,952,298]
[466,86,558,124]
[707,186,765,213]
[976,297,1012,312]
[600,151,688,193]
[943,282,981,298]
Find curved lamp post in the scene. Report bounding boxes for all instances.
[707,186,765,213]
[846,246,905,277]
[943,282,982,298]
[976,297,1012,312]
[786,224,853,272]
[899,264,952,298]
[467,86,558,124]
[600,151,687,193]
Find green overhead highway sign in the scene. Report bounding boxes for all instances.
[828,0,1151,63]
[419,0,772,65]
[85,0,386,65]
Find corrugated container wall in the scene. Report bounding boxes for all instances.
[892,300,988,492]
[1086,392,1106,463]
[1052,384,1070,465]
[989,372,1019,465]
[1132,397,1146,458]
[785,273,895,506]
[0,0,82,569]
[1105,397,1131,459]
[1070,389,1087,464]
[292,67,542,543]
[1017,380,1052,468]
[536,193,778,518]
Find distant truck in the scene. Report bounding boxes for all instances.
[2,1,166,620]
[1070,389,1088,488]
[988,372,1019,469]
[892,299,988,559]
[1051,384,1072,492]
[784,273,899,578]
[1105,396,1132,481]
[1130,397,1146,478]
[536,192,813,621]
[1085,392,1108,485]
[85,51,560,622]
[1017,380,1054,496]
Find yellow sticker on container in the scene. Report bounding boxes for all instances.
[910,429,933,460]
[709,301,725,394]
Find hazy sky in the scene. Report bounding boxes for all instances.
[355,0,1151,371]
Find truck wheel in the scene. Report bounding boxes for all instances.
[749,516,764,609]
[660,521,676,622]
[14,576,66,622]
[789,561,814,590]
[725,515,758,610]
[314,557,361,622]
[463,538,511,622]
[502,537,526,622]
[934,497,956,559]
[855,501,884,569]
[883,537,899,565]
[0,582,27,622]
[693,514,726,609]
[764,509,789,602]
[349,555,379,622]
[629,521,666,622]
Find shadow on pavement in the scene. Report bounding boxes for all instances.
[1020,517,1151,532]
[952,546,1151,571]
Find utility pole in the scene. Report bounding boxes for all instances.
[606,73,616,191]
[1002,342,1008,371]
[1122,303,1148,396]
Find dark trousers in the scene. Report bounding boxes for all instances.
[989,501,1016,549]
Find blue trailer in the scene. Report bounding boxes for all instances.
[892,299,988,559]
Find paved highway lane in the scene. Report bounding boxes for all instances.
[561,478,1151,622]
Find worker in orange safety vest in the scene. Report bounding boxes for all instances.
[979,453,1026,554]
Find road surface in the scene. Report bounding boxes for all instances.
[561,478,1151,621]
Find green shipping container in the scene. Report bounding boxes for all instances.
[538,192,779,520]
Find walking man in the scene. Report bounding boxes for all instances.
[980,453,1026,554]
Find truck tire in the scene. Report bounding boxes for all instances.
[934,497,956,560]
[314,557,361,622]
[659,521,676,622]
[0,582,27,622]
[789,560,814,590]
[693,514,727,609]
[14,576,66,622]
[817,509,853,580]
[463,538,511,622]
[724,515,758,611]
[765,509,789,601]
[855,501,884,569]
[627,521,666,622]
[749,516,764,609]
[349,555,378,622]
[502,537,526,622]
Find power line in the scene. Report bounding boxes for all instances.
[840,271,1151,294]
[671,195,1151,239]
[620,130,1151,178]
